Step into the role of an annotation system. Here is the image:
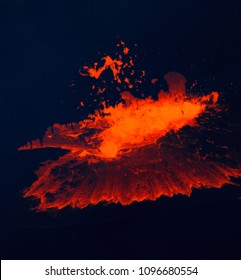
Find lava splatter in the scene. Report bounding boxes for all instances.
[19,41,241,211]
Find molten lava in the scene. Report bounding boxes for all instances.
[19,42,241,211]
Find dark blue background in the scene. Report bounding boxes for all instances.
[1,0,241,259]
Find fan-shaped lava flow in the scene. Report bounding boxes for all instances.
[20,142,241,211]
[18,71,241,211]
[19,42,241,211]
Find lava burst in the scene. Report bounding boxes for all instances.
[19,41,241,211]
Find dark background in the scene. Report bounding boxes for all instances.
[1,0,241,259]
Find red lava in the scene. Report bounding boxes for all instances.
[19,42,241,211]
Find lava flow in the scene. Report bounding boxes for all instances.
[19,41,241,211]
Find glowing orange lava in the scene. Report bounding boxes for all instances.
[19,42,241,211]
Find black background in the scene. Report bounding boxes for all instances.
[1,0,241,259]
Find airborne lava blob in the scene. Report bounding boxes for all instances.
[19,42,241,211]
